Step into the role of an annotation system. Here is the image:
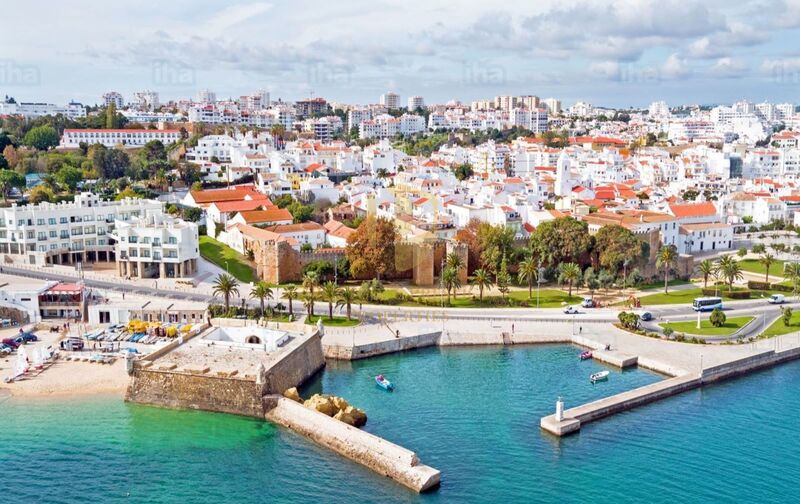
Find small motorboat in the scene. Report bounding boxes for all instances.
[590,371,609,383]
[580,351,592,361]
[375,374,394,391]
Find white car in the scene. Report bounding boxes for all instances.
[563,306,579,314]
[768,294,785,304]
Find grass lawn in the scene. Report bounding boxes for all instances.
[760,311,800,338]
[199,235,256,283]
[660,316,754,336]
[305,314,360,327]
[738,258,786,278]
[638,287,785,306]
[393,289,581,308]
[635,279,692,291]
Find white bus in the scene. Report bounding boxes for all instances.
[692,297,723,312]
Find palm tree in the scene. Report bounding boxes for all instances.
[336,287,357,320]
[283,285,298,318]
[446,252,465,273]
[249,281,273,318]
[442,267,459,304]
[784,263,800,299]
[760,252,776,284]
[303,290,317,318]
[656,245,678,294]
[471,269,492,301]
[321,281,341,320]
[697,259,714,288]
[302,272,319,316]
[558,262,581,296]
[517,257,538,299]
[212,273,240,312]
[717,255,743,292]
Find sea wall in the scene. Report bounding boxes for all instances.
[261,331,326,394]
[264,396,441,493]
[324,331,440,360]
[126,369,265,417]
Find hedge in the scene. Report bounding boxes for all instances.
[747,281,794,293]
[702,287,751,299]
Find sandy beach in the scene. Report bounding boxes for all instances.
[0,357,129,398]
[0,325,130,398]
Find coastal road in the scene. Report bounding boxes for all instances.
[2,264,792,327]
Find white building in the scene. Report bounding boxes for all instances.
[380,92,400,109]
[407,96,425,110]
[103,92,124,109]
[133,91,160,111]
[542,98,562,115]
[196,89,217,103]
[0,101,86,119]
[60,129,182,148]
[112,212,200,279]
[0,192,163,267]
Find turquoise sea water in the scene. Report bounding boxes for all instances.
[2,344,799,503]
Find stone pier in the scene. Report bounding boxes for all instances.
[265,396,441,493]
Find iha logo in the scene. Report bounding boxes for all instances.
[0,60,40,86]
[618,64,661,85]
[306,63,352,86]
[152,60,195,87]
[770,63,800,85]
[462,60,507,86]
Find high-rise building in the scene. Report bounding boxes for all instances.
[195,89,216,103]
[380,92,400,109]
[519,95,540,110]
[407,95,425,111]
[133,90,160,112]
[295,97,328,118]
[542,98,562,115]
[102,91,124,109]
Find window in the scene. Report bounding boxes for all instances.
[48,218,56,225]
[37,218,45,226]
[168,237,177,244]
[60,217,68,224]
[27,231,34,239]
[129,249,138,257]
[49,231,57,238]
[18,219,24,226]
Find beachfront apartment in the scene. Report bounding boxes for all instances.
[0,192,162,267]
[111,212,200,279]
[59,129,182,148]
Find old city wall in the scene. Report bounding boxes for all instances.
[260,331,326,395]
[126,368,266,417]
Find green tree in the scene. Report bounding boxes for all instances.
[23,125,59,150]
[697,259,715,288]
[442,267,460,303]
[321,281,341,320]
[303,290,317,317]
[302,272,320,316]
[471,268,492,301]
[0,169,25,201]
[594,224,648,273]
[453,163,474,181]
[760,252,776,284]
[529,217,593,267]
[212,273,240,312]
[496,255,511,300]
[283,285,298,318]
[558,262,581,296]
[250,281,274,318]
[336,287,357,320]
[783,306,793,327]
[656,245,678,294]
[709,307,727,327]
[517,256,539,299]
[716,255,743,291]
[55,166,83,191]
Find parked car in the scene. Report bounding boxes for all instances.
[641,312,653,322]
[581,297,596,308]
[19,332,38,343]
[768,294,785,304]
[1,338,19,349]
[0,344,12,355]
[563,306,579,314]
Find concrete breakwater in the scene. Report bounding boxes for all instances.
[264,396,441,493]
[542,344,800,436]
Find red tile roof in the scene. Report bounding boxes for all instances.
[668,201,718,219]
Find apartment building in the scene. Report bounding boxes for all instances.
[0,101,86,119]
[407,96,425,110]
[380,92,400,109]
[0,192,162,267]
[103,91,125,109]
[112,212,200,279]
[60,129,182,148]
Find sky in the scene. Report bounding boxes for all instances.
[2,0,800,108]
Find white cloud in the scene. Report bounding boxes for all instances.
[660,53,691,80]
[708,57,749,78]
